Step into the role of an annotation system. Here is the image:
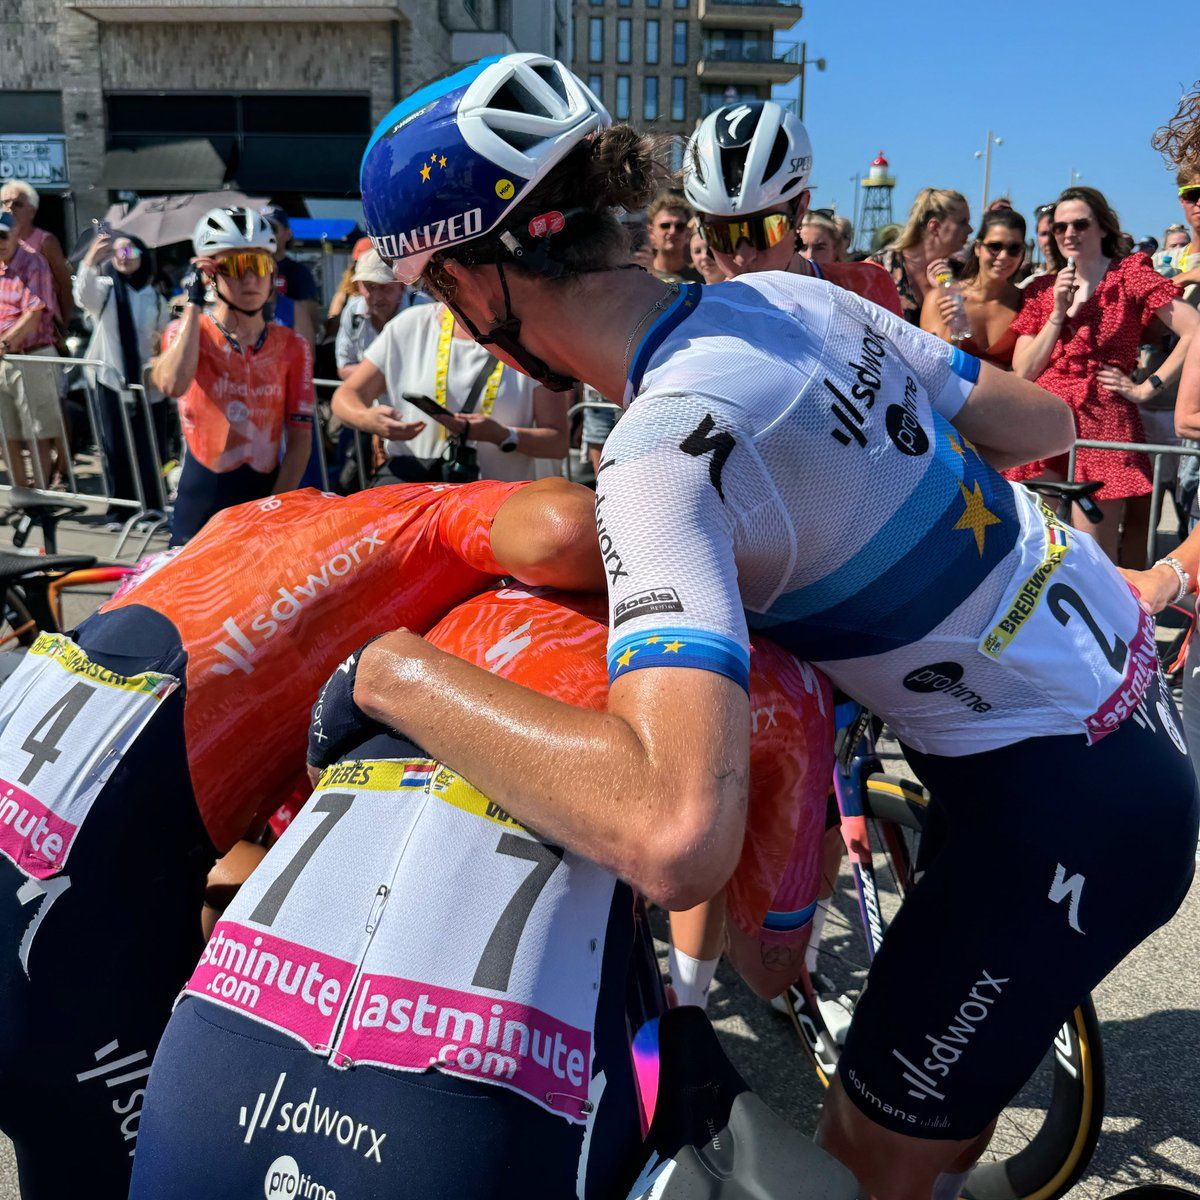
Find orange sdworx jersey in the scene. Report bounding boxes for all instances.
[102,481,522,852]
[821,260,904,318]
[423,586,832,943]
[166,316,314,474]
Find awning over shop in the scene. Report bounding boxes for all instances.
[101,139,228,192]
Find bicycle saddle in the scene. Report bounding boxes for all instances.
[1024,479,1104,503]
[7,487,87,517]
[628,1006,862,1199]
[0,551,96,588]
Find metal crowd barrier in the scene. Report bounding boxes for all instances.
[564,400,622,483]
[0,351,170,557]
[1064,438,1200,564]
[313,376,367,494]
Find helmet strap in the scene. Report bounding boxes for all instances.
[445,264,576,393]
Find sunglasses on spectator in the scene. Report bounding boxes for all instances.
[1,197,26,209]
[700,212,793,254]
[0,232,9,242]
[214,251,275,279]
[981,240,1023,257]
[655,218,689,231]
[1178,187,1200,205]
[1052,218,1092,236]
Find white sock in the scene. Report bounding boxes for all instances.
[932,1171,971,1200]
[804,905,828,975]
[668,945,719,1010]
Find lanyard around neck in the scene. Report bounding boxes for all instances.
[434,307,504,416]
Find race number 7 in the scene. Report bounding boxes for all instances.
[473,834,564,992]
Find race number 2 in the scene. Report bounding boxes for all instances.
[1047,584,1127,673]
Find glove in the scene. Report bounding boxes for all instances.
[307,636,387,772]
[181,267,208,308]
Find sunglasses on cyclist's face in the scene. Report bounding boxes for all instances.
[699,211,793,255]
[982,240,1023,257]
[1179,187,1200,206]
[214,251,275,280]
[1052,218,1092,237]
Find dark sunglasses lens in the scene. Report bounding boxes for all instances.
[1183,190,1200,204]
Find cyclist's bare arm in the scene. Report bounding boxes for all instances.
[352,640,750,911]
[948,361,1075,469]
[152,302,202,398]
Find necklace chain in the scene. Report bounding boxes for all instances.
[622,283,679,381]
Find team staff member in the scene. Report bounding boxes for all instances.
[332,297,568,484]
[153,208,314,545]
[337,55,1196,1200]
[684,101,902,317]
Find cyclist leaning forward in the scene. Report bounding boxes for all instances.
[154,207,314,546]
[292,56,1190,1198]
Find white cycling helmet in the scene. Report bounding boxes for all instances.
[683,100,813,217]
[191,207,276,258]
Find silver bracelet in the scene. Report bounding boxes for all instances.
[1155,555,1191,604]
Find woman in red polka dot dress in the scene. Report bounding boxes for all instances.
[1010,186,1198,564]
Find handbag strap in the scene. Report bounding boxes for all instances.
[459,350,501,417]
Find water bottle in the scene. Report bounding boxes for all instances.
[935,269,971,343]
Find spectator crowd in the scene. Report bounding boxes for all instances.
[1,92,1199,565]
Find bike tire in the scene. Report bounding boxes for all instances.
[785,773,1104,1200]
[0,586,37,648]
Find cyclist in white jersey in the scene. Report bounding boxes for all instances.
[340,53,1198,1198]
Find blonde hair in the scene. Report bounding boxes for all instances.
[0,180,39,209]
[890,187,968,253]
[801,211,840,240]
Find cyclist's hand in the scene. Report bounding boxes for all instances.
[180,265,210,307]
[368,406,424,441]
[1120,564,1181,615]
[307,636,388,779]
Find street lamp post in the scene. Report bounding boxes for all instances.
[797,41,826,122]
[973,130,1003,213]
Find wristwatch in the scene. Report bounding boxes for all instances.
[499,427,519,453]
[1148,373,1165,392]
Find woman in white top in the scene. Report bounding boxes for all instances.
[73,230,171,516]
[332,300,568,484]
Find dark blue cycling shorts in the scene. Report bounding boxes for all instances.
[839,669,1198,1140]
[130,730,663,1200]
[0,606,215,1200]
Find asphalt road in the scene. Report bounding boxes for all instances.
[0,519,1197,1198]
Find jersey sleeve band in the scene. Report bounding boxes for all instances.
[934,347,981,422]
[607,627,750,692]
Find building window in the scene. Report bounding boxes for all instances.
[588,74,604,105]
[588,17,604,62]
[615,75,631,120]
[644,77,660,121]
[589,0,602,5]
[671,76,686,121]
[619,0,632,6]
[670,138,685,172]
[672,20,688,65]
[616,18,632,63]
[645,19,660,64]
[674,0,688,8]
[647,0,661,6]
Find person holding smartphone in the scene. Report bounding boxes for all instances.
[331,299,568,484]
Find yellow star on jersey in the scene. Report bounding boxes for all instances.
[645,636,661,644]
[663,640,685,653]
[438,155,448,168]
[616,646,639,669]
[954,480,1001,555]
[430,153,438,162]
[947,432,965,457]
[419,163,431,182]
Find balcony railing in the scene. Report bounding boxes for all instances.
[701,39,798,63]
[701,91,765,115]
[704,0,802,6]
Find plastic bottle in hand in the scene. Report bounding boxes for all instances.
[935,269,971,343]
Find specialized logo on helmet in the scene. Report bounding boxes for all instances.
[715,103,760,147]
[371,208,483,262]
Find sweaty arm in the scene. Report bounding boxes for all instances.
[349,401,752,910]
[883,305,1074,469]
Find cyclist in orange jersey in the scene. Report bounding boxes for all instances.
[154,207,314,546]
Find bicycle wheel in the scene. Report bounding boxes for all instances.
[783,773,1104,1200]
[0,586,37,648]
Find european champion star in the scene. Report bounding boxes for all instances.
[419,164,431,182]
[954,481,1001,555]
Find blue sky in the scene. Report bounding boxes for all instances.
[778,0,1192,246]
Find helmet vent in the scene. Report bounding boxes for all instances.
[532,62,568,103]
[764,129,788,183]
[490,78,551,117]
[719,146,748,197]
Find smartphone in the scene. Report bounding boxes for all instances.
[92,218,112,238]
[402,392,459,428]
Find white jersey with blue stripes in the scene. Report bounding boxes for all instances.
[599,273,1154,755]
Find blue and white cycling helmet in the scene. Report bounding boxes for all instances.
[361,53,609,285]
